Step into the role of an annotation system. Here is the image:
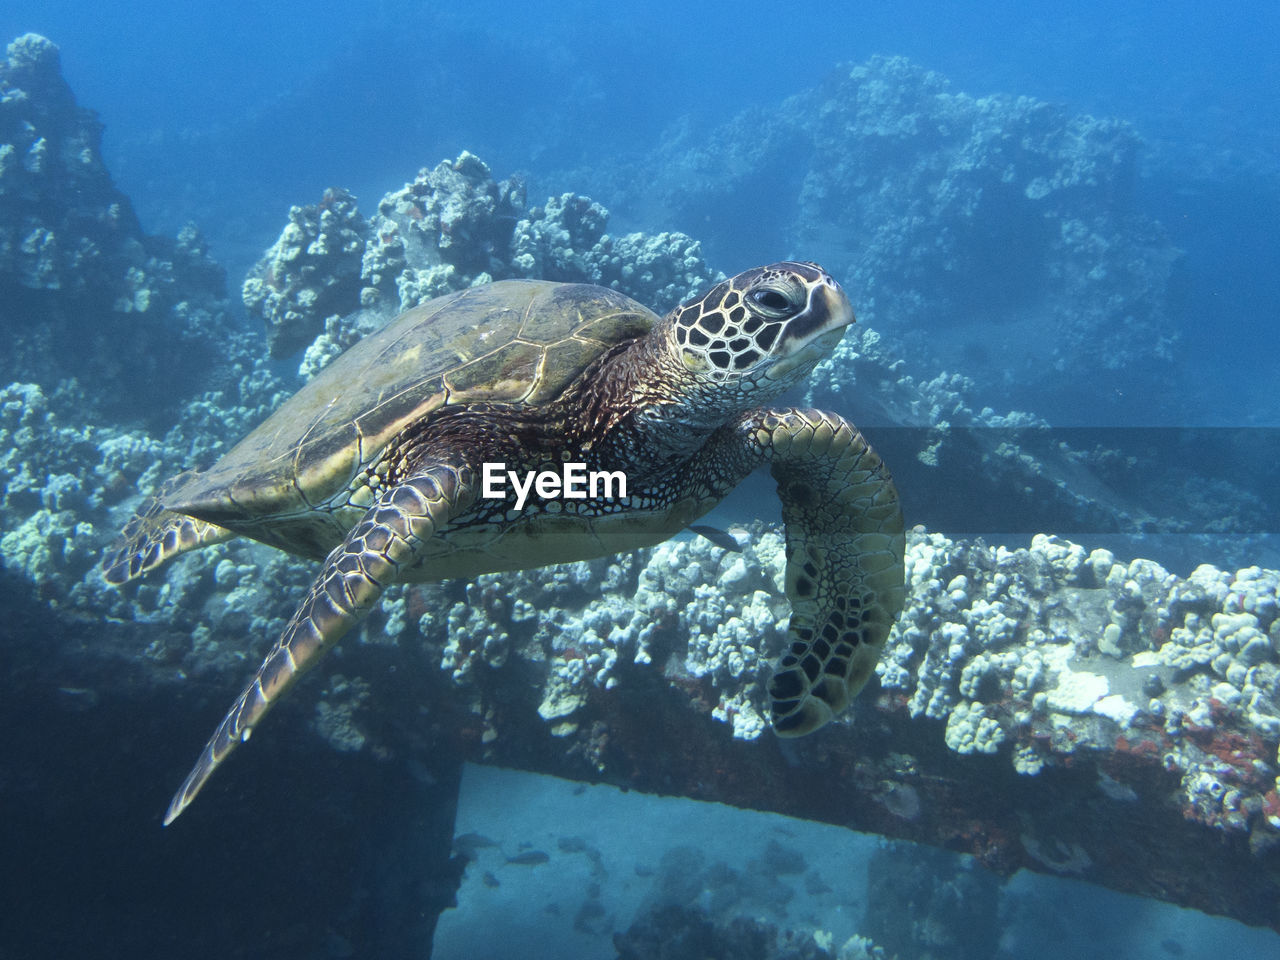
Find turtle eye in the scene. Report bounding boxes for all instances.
[747,285,801,319]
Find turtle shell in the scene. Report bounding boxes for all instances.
[166,280,656,525]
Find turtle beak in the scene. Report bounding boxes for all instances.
[787,272,855,342]
[765,273,855,381]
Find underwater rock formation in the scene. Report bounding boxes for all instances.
[241,186,368,359]
[243,151,719,376]
[0,35,236,418]
[576,55,1181,423]
[790,57,1178,408]
[863,842,999,960]
[0,34,141,298]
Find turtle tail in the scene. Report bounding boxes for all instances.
[101,472,234,585]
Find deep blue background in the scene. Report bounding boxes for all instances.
[3,0,1277,413]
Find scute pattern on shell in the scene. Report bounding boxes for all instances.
[164,280,657,531]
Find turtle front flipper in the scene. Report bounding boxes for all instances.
[101,472,234,585]
[163,464,473,825]
[743,408,905,735]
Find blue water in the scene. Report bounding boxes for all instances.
[6,1,1277,418]
[3,2,1279,956]
[439,765,1280,960]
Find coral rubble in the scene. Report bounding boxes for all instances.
[614,903,834,960]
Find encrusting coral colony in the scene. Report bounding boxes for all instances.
[2,32,1278,937]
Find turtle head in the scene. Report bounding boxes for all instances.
[666,262,853,399]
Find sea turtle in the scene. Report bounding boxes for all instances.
[104,261,905,824]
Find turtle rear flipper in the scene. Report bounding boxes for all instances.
[738,408,905,735]
[162,462,473,825]
[101,472,234,585]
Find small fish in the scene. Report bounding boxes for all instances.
[452,832,499,860]
[56,686,100,711]
[505,850,551,866]
[482,871,500,888]
[688,524,745,552]
[406,758,438,786]
[804,871,833,895]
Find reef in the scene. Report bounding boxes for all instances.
[242,186,368,359]
[402,527,1280,847]
[793,57,1178,414]
[862,842,999,960]
[243,151,719,376]
[0,34,141,299]
[393,528,1280,929]
[236,169,1276,560]
[574,55,1181,425]
[0,35,237,419]
[2,34,1277,952]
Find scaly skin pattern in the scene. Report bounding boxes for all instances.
[747,409,905,735]
[101,472,232,585]
[638,405,905,734]
[163,464,473,824]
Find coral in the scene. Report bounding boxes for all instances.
[0,382,154,591]
[356,151,525,316]
[944,701,1007,754]
[595,230,719,314]
[799,55,1174,387]
[510,192,610,281]
[0,34,143,298]
[241,187,368,358]
[0,36,235,413]
[251,151,720,376]
[0,506,94,586]
[404,524,788,744]
[584,55,1180,422]
[511,194,719,313]
[874,527,1280,836]
[314,675,372,753]
[0,372,309,647]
